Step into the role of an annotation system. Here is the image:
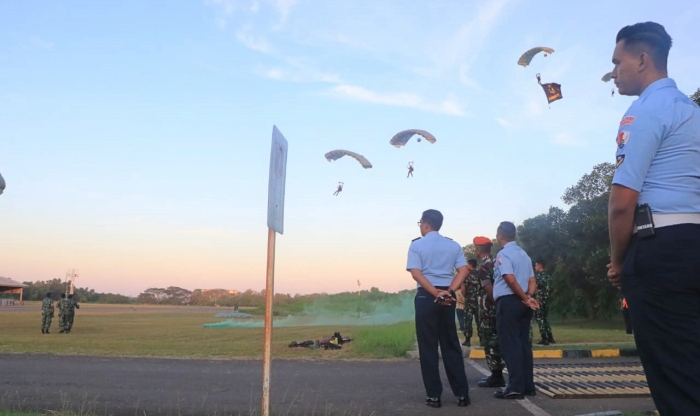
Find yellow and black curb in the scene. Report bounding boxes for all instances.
[468,348,639,359]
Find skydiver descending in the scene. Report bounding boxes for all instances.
[333,182,343,196]
[611,88,615,97]
[407,162,414,178]
[536,73,542,84]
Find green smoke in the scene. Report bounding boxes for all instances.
[204,289,417,328]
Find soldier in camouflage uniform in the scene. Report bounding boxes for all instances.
[41,292,54,334]
[534,259,555,345]
[473,236,506,388]
[58,293,71,333]
[461,258,480,347]
[67,294,80,333]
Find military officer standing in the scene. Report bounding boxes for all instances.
[534,259,555,345]
[606,22,700,415]
[67,294,80,333]
[58,293,70,333]
[472,236,506,388]
[41,292,54,334]
[407,209,470,408]
[461,258,479,347]
[493,222,539,399]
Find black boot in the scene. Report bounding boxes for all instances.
[548,334,555,344]
[41,328,45,334]
[478,371,506,387]
[537,336,549,346]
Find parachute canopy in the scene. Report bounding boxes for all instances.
[390,129,436,148]
[601,72,612,82]
[0,172,4,195]
[518,47,555,67]
[324,150,373,169]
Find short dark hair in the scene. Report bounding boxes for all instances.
[61,293,66,298]
[535,259,547,268]
[497,221,516,241]
[421,209,443,231]
[46,292,52,298]
[616,22,672,71]
[467,258,477,268]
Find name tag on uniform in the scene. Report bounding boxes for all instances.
[635,204,655,239]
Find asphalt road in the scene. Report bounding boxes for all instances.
[0,354,657,416]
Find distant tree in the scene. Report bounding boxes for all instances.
[691,88,700,106]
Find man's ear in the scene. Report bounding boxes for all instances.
[638,52,650,73]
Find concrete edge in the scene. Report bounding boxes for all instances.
[406,347,639,360]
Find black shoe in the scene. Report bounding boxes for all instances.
[524,390,537,396]
[494,388,524,400]
[45,330,50,334]
[59,330,64,333]
[537,338,549,346]
[548,335,556,344]
[478,374,506,388]
[425,397,441,408]
[461,340,471,347]
[458,396,470,407]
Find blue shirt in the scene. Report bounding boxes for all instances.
[612,78,700,213]
[406,231,467,288]
[493,241,534,301]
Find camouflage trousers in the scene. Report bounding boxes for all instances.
[67,313,75,331]
[59,313,70,332]
[463,300,480,340]
[41,313,52,331]
[477,296,504,372]
[535,301,552,338]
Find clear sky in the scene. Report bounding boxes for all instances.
[1,0,698,297]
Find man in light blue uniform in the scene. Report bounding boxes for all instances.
[606,22,700,416]
[492,221,539,400]
[407,209,470,408]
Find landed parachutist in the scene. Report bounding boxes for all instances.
[333,182,344,196]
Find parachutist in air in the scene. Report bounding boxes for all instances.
[536,73,541,84]
[407,162,414,178]
[333,182,344,196]
[611,88,615,97]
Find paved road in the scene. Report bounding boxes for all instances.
[0,355,656,416]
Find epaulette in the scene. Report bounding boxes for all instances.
[444,237,453,240]
[412,237,422,242]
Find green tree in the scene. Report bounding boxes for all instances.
[691,88,700,106]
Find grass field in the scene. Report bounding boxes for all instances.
[0,304,636,360]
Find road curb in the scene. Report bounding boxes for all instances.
[406,346,639,359]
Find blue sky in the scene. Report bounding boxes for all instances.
[1,0,698,296]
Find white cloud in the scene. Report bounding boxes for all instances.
[236,24,272,53]
[551,132,585,148]
[495,117,511,128]
[325,84,467,117]
[269,0,297,26]
[30,36,54,49]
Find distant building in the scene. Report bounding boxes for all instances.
[0,276,28,305]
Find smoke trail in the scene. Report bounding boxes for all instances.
[203,290,417,328]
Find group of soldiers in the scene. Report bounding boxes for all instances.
[40,292,80,334]
[455,237,554,387]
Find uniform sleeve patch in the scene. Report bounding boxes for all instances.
[616,154,625,168]
[617,131,630,149]
[620,116,635,127]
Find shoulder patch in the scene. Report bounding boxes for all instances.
[411,237,422,242]
[620,116,635,127]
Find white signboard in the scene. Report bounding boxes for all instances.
[267,126,288,234]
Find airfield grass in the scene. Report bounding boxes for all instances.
[0,304,636,359]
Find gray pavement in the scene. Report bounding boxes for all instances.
[0,354,657,416]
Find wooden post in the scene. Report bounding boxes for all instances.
[261,227,276,415]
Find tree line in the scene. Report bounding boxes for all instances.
[20,279,133,303]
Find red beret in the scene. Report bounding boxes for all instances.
[473,236,492,245]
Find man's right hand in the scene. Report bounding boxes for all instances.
[607,262,623,288]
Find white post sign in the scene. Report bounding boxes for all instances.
[267,126,288,234]
[261,125,288,416]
